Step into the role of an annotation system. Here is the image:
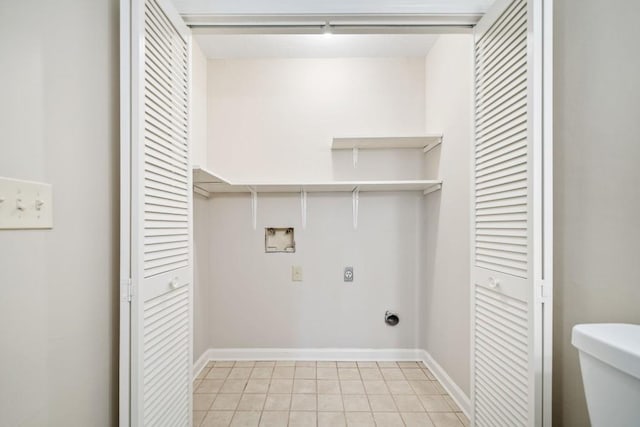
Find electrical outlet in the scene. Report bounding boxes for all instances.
[292,265,303,282]
[344,267,354,282]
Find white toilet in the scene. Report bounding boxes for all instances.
[572,323,640,427]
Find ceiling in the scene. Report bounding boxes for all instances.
[195,34,440,59]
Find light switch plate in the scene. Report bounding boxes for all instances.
[0,177,53,229]
[292,265,303,282]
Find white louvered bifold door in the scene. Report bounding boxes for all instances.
[472,0,552,426]
[121,0,192,425]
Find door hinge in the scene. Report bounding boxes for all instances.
[120,278,133,302]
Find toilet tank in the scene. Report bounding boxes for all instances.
[572,323,640,427]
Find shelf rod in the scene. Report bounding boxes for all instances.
[352,187,360,229]
[352,147,359,168]
[249,187,258,230]
[300,189,308,229]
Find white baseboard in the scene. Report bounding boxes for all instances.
[193,348,213,380]
[193,346,471,419]
[418,349,471,418]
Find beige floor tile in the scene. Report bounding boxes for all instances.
[377,362,399,368]
[269,379,293,394]
[337,361,358,368]
[421,369,436,381]
[194,379,204,390]
[367,395,398,412]
[316,367,338,379]
[263,394,291,411]
[386,380,415,395]
[373,412,405,427]
[401,412,435,427]
[295,361,316,368]
[290,394,317,411]
[294,367,316,379]
[433,383,446,395]
[255,361,276,368]
[258,411,289,427]
[206,361,216,368]
[229,367,253,379]
[221,379,248,394]
[293,379,316,394]
[345,411,376,426]
[194,393,217,411]
[201,410,235,427]
[230,411,261,427]
[443,396,459,411]
[237,394,267,411]
[317,380,341,394]
[245,379,270,394]
[318,411,346,427]
[356,361,378,368]
[363,380,389,395]
[428,412,464,427]
[197,380,225,394]
[251,367,273,379]
[215,361,235,367]
[208,367,232,379]
[318,394,344,411]
[235,361,256,368]
[402,368,428,380]
[398,362,420,368]
[211,394,242,411]
[359,368,383,380]
[289,411,317,427]
[316,361,337,367]
[381,368,404,381]
[194,410,207,426]
[343,395,371,412]
[197,367,211,380]
[340,380,365,394]
[272,367,294,379]
[417,396,451,412]
[456,412,469,427]
[393,395,425,412]
[339,368,361,380]
[275,361,295,367]
[409,381,440,395]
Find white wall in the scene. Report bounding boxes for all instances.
[419,35,473,395]
[192,41,209,169]
[198,56,430,352]
[553,0,640,425]
[192,40,211,362]
[206,57,427,182]
[206,193,423,349]
[0,0,118,425]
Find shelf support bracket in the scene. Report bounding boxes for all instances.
[300,189,308,229]
[249,187,258,230]
[352,147,359,168]
[352,187,360,229]
[423,183,442,195]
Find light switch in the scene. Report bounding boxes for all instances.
[292,265,303,282]
[0,177,53,229]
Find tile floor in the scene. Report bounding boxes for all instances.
[193,361,469,427]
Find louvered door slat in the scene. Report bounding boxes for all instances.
[473,0,536,423]
[126,0,192,425]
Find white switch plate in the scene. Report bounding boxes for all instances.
[0,177,53,229]
[292,265,303,282]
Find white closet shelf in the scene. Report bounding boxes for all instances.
[331,135,443,152]
[193,166,442,197]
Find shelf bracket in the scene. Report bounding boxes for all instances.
[249,187,258,230]
[352,147,359,168]
[300,189,308,229]
[423,136,443,154]
[352,187,360,229]
[423,183,442,195]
